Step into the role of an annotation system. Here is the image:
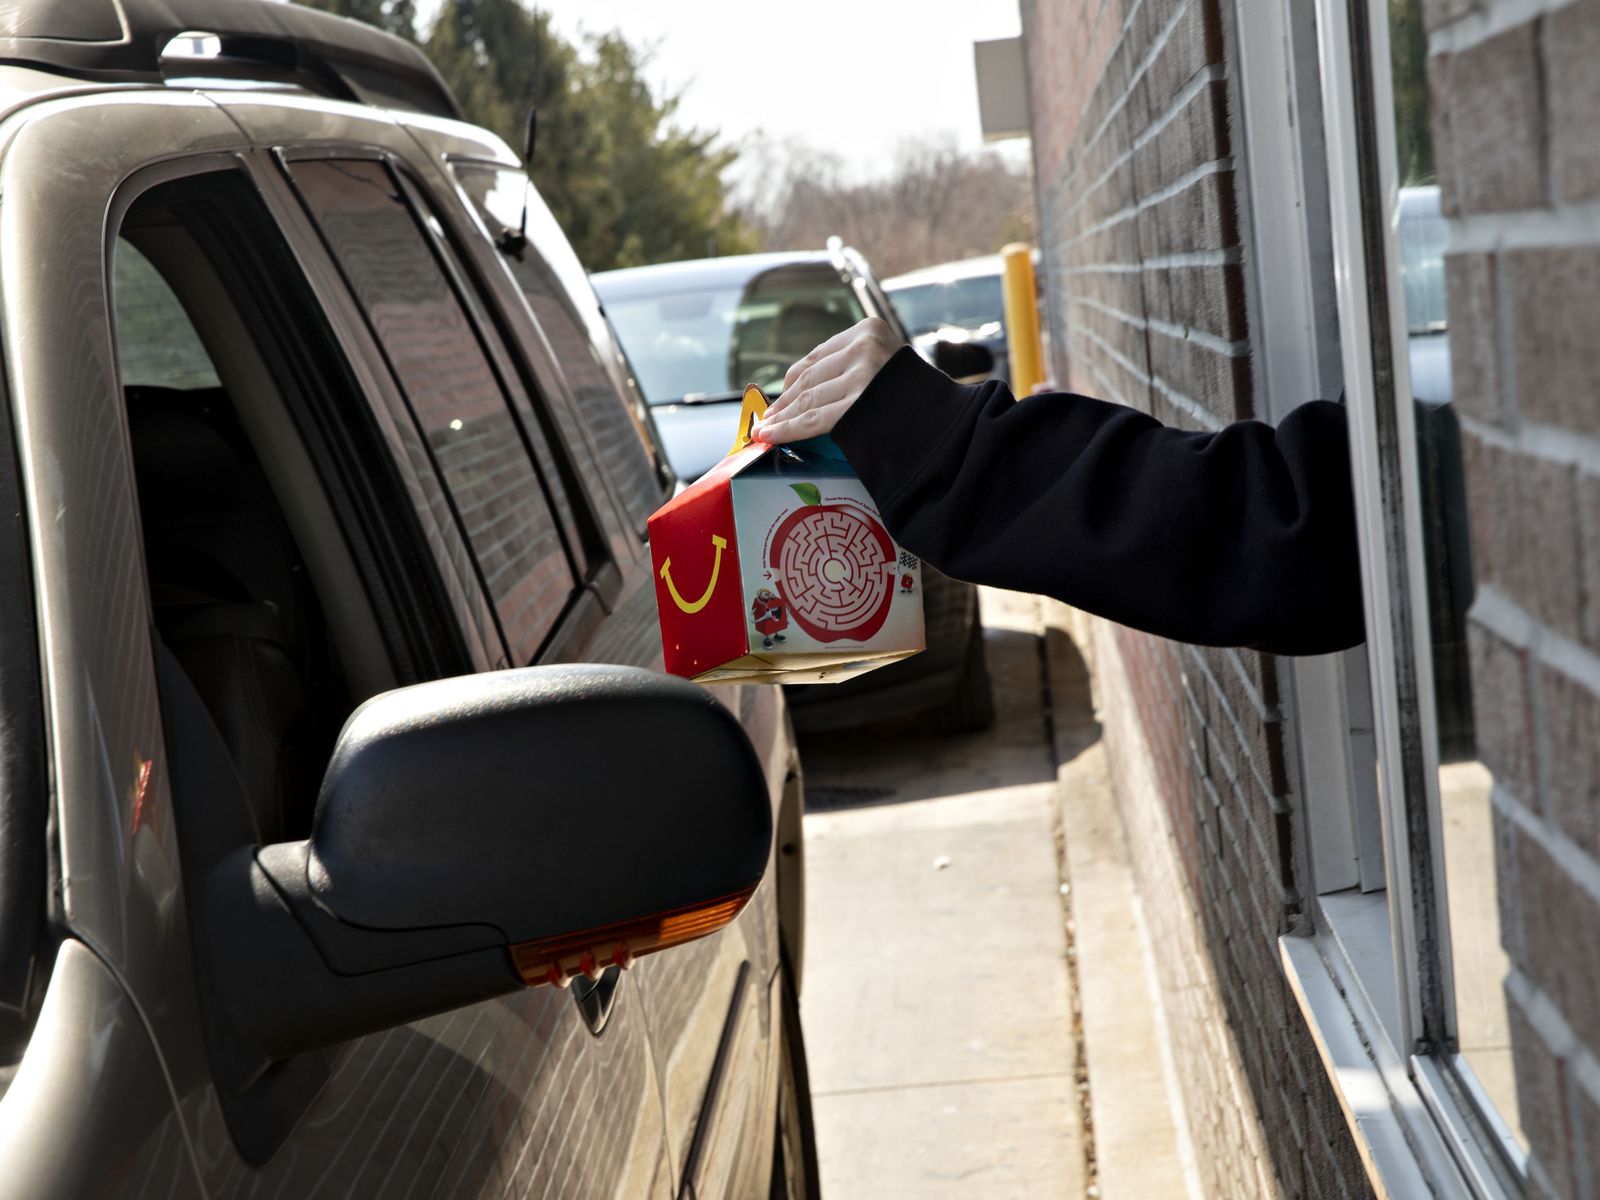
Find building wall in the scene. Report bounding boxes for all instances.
[1427,1,1600,1196]
[1018,1,1374,1195]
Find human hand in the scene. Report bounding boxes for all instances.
[756,317,901,444]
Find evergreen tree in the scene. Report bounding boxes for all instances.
[295,0,416,38]
[294,0,752,271]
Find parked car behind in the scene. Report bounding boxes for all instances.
[594,250,996,733]
[883,254,1012,384]
[0,3,816,1197]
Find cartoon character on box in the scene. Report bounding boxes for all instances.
[751,588,789,650]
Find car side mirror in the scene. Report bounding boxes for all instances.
[932,338,995,380]
[200,665,771,1072]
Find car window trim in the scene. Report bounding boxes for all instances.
[387,164,595,579]
[394,158,623,582]
[239,145,508,673]
[278,147,603,665]
[275,142,607,586]
[105,151,476,685]
[444,154,670,547]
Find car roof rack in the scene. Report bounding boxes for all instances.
[0,0,461,120]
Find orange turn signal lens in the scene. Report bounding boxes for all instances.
[509,885,757,989]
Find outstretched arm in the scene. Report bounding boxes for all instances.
[758,320,1364,656]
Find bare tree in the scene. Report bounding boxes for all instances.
[737,135,1035,278]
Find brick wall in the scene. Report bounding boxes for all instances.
[1428,1,1600,1195]
[1020,1,1373,1194]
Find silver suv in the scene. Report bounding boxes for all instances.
[0,3,814,1197]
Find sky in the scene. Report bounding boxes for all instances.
[422,0,1027,181]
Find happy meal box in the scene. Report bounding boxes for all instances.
[649,386,925,684]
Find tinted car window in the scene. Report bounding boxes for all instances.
[290,158,578,664]
[602,264,864,403]
[454,164,669,528]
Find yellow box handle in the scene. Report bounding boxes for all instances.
[729,384,769,455]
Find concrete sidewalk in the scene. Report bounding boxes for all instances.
[797,590,1196,1197]
[799,591,1082,1197]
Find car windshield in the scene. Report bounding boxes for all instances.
[887,273,1005,338]
[601,263,866,405]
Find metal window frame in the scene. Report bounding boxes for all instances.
[1228,0,1389,911]
[1229,0,1528,1191]
[1304,0,1527,1192]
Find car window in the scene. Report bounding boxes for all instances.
[600,264,864,403]
[453,164,669,530]
[112,241,221,389]
[887,274,1006,338]
[288,158,580,665]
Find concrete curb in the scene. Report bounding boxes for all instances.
[1040,600,1202,1199]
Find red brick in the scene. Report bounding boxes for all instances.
[1494,809,1526,969]
[1148,333,1250,418]
[1548,0,1600,203]
[1583,473,1600,650]
[1575,1085,1600,1200]
[1508,996,1579,1200]
[1444,252,1502,424]
[1539,665,1600,862]
[1461,431,1506,588]
[1441,22,1546,214]
[1517,833,1600,1055]
[1427,52,1459,217]
[1469,622,1535,803]
[1143,262,1247,342]
[1136,169,1241,258]
[1507,246,1600,437]
[1519,457,1584,643]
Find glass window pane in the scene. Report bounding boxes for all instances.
[601,264,865,404]
[291,158,576,665]
[1387,0,1523,1149]
[112,241,220,390]
[453,165,668,531]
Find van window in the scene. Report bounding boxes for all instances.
[290,158,581,665]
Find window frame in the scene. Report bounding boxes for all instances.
[1253,0,1531,1192]
[444,157,672,543]
[277,145,619,668]
[1228,0,1529,1190]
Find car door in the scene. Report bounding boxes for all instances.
[0,84,682,1198]
[192,133,677,1193]
[441,156,792,1199]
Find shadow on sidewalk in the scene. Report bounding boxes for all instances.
[799,624,1091,812]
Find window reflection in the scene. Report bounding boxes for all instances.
[1389,0,1524,1149]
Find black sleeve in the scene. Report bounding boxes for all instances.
[830,347,1365,656]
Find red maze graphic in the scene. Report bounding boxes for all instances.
[769,503,898,642]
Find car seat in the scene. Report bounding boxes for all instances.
[769,301,852,359]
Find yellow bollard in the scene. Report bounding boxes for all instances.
[1000,242,1045,396]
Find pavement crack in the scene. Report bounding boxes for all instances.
[811,1070,1075,1099]
[1037,608,1101,1199]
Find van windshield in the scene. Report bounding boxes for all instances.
[887,274,1005,338]
[601,264,864,404]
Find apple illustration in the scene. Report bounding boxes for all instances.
[768,484,899,642]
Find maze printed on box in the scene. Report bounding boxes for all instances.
[770,504,897,641]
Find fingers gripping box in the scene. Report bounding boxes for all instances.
[649,387,925,684]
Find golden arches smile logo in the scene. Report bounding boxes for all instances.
[660,535,728,614]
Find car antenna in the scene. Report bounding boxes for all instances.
[496,12,540,259]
